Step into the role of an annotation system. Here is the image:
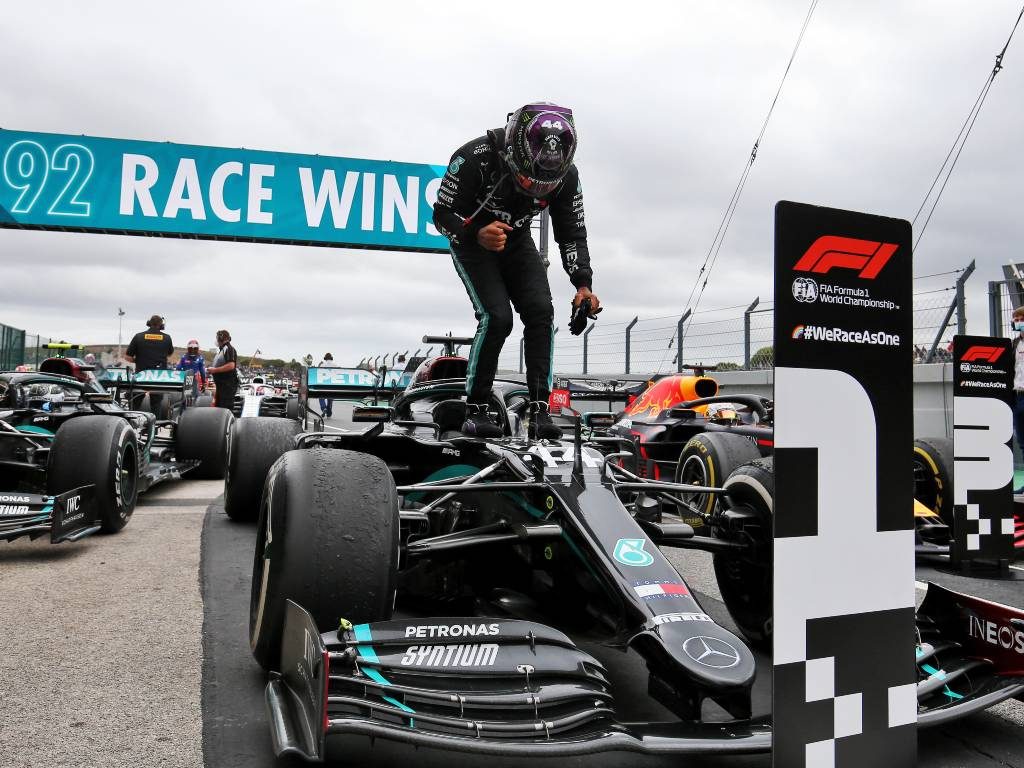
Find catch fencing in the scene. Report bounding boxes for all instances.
[363,260,976,376]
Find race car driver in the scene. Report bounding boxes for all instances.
[175,339,208,398]
[433,102,601,439]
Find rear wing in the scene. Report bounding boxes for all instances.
[301,366,412,402]
[553,377,648,402]
[100,367,190,393]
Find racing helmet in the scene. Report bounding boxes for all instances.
[705,403,741,425]
[503,103,577,197]
[186,338,200,352]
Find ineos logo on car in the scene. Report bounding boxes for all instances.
[682,636,741,669]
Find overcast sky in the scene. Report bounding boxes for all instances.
[2,0,1022,368]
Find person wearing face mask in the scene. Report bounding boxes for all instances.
[207,330,239,409]
[1012,307,1024,490]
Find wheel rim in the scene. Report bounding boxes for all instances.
[118,443,139,518]
[679,455,711,512]
[249,492,273,648]
[912,454,939,512]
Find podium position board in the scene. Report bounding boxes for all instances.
[773,201,915,767]
[952,335,1015,565]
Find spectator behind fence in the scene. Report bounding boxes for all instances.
[317,352,339,417]
[208,330,238,409]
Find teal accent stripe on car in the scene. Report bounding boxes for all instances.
[356,645,379,664]
[353,624,372,643]
[547,324,555,393]
[452,252,488,395]
[921,663,946,680]
[15,425,54,436]
[362,667,416,726]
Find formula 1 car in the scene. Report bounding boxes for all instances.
[229,346,1024,762]
[560,370,957,556]
[0,369,232,540]
[231,374,301,419]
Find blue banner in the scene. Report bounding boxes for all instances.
[0,129,449,252]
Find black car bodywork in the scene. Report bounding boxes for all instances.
[0,369,229,541]
[237,361,1024,762]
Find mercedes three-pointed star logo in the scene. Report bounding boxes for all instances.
[682,635,741,669]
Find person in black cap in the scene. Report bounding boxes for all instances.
[125,314,174,412]
[125,314,173,372]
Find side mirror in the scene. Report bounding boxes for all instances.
[667,407,698,420]
[351,406,394,423]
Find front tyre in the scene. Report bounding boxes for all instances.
[249,449,399,671]
[712,457,773,650]
[675,432,760,524]
[48,415,139,533]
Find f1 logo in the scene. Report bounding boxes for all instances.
[961,346,1005,363]
[793,236,899,279]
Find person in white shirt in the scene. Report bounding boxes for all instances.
[318,352,339,417]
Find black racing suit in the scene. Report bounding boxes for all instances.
[432,129,593,404]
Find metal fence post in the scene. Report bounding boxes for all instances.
[989,280,1003,337]
[954,260,975,336]
[583,324,594,374]
[675,309,692,372]
[925,296,958,364]
[519,337,525,374]
[625,316,639,374]
[743,297,760,369]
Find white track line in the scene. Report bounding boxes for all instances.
[915,580,928,591]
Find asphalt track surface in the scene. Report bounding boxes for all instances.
[2,405,1022,767]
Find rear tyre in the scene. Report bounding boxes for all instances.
[675,432,761,525]
[249,449,399,670]
[176,407,233,479]
[712,457,773,650]
[48,415,139,533]
[225,417,301,521]
[285,397,300,421]
[913,438,954,524]
[195,395,214,407]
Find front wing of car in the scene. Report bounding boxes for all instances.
[0,486,99,543]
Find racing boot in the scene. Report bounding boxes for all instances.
[529,401,562,440]
[462,403,503,438]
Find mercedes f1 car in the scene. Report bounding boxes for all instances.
[0,368,232,540]
[227,344,1024,762]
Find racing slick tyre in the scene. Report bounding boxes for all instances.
[913,437,954,524]
[249,448,399,670]
[285,396,300,421]
[47,415,139,534]
[712,457,773,651]
[675,432,760,524]
[194,395,214,407]
[224,417,301,522]
[176,407,233,479]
